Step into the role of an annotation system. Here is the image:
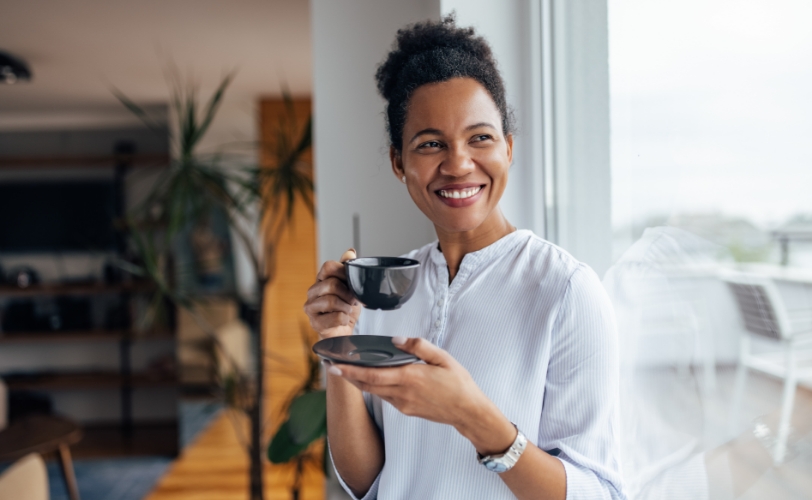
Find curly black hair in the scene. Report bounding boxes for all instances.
[375,14,515,152]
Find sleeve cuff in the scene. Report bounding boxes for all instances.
[559,457,624,500]
[329,442,381,500]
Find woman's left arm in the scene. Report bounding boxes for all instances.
[330,337,567,500]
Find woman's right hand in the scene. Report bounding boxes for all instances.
[304,248,363,340]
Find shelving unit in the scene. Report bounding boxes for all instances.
[0,329,173,344]
[0,282,155,299]
[3,371,177,391]
[0,137,179,456]
[0,282,179,454]
[0,152,169,169]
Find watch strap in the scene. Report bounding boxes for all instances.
[477,424,527,473]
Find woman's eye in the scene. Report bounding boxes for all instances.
[472,134,493,142]
[418,141,442,149]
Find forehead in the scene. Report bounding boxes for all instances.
[404,77,502,134]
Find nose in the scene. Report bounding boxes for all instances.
[439,144,475,178]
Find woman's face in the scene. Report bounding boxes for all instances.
[392,77,513,234]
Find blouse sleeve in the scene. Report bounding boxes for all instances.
[539,264,627,499]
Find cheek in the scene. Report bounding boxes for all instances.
[405,159,438,191]
[477,151,510,186]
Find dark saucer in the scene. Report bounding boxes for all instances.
[313,335,419,367]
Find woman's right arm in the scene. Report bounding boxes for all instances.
[304,250,384,498]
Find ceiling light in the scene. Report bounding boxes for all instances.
[0,51,32,84]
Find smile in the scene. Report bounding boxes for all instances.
[437,186,482,199]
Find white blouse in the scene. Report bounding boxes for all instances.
[333,230,626,499]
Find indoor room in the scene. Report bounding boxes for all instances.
[0,1,810,500]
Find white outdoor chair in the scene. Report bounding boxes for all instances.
[723,272,812,464]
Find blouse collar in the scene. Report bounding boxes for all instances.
[429,229,532,289]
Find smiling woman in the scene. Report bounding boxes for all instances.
[304,15,626,500]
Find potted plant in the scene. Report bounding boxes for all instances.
[115,68,315,500]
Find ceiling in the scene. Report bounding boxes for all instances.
[0,0,311,136]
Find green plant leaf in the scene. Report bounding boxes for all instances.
[110,88,165,134]
[287,390,327,445]
[192,72,235,148]
[267,421,313,464]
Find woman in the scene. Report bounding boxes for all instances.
[304,16,625,500]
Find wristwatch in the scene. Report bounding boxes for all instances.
[477,425,527,473]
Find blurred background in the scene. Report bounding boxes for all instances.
[0,1,810,499]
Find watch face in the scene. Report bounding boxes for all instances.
[484,460,509,473]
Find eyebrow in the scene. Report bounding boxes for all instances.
[408,122,498,144]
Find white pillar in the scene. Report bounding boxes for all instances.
[311,0,440,264]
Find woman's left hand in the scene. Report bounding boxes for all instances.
[327,337,516,455]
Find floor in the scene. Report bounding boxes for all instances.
[0,400,222,500]
[145,409,324,500]
[46,457,172,500]
[704,369,812,500]
[620,365,812,499]
[5,369,809,500]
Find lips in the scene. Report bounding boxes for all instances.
[434,183,485,208]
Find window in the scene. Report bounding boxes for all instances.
[610,0,812,266]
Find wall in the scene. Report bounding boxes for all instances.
[311,0,440,264]
[439,0,538,232]
[312,0,613,278]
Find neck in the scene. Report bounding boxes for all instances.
[435,209,515,281]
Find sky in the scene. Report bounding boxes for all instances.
[608,0,812,229]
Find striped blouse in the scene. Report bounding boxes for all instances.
[333,229,626,499]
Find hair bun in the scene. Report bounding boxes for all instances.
[375,13,513,151]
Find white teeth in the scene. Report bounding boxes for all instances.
[439,186,482,199]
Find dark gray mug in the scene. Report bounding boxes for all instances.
[343,257,420,310]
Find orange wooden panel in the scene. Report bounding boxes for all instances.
[145,98,321,500]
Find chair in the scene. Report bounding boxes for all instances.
[0,453,49,500]
[722,272,812,464]
[0,415,82,500]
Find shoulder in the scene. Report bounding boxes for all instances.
[510,231,585,290]
[399,239,437,263]
[511,232,611,322]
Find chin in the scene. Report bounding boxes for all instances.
[435,216,487,234]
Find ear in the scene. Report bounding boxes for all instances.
[389,146,405,180]
[505,134,514,165]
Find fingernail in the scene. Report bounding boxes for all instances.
[392,336,407,346]
[349,248,356,254]
[328,365,343,376]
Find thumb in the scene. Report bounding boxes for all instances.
[340,248,357,263]
[393,337,449,366]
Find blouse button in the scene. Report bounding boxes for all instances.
[434,320,441,328]
[437,298,444,306]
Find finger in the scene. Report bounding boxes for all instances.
[340,248,357,263]
[308,295,354,317]
[314,248,356,282]
[338,364,404,387]
[392,337,450,367]
[307,276,357,305]
[343,378,403,400]
[309,312,351,331]
[316,260,347,282]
